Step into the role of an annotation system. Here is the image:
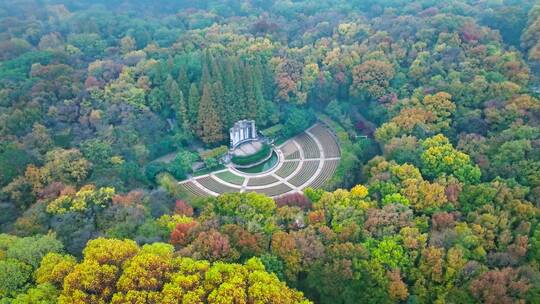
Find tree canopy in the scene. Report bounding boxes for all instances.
[1,0,540,303]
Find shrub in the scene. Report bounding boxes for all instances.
[199,145,228,161]
[231,144,272,166]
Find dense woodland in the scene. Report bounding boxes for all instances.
[1,0,540,303]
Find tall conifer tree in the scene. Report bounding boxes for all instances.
[197,84,224,144]
[213,81,228,127]
[223,59,237,123]
[169,80,189,131]
[208,52,221,82]
[259,59,274,101]
[187,83,200,127]
[233,60,248,120]
[200,63,211,90]
[177,66,190,98]
[251,61,276,126]
[243,65,257,120]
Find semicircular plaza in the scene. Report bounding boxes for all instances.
[178,123,341,198]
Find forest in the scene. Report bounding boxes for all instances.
[1,0,540,303]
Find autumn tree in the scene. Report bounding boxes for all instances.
[35,253,77,287]
[421,134,481,184]
[52,238,310,303]
[521,5,540,61]
[469,267,531,304]
[351,60,395,100]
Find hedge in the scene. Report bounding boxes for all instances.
[199,145,228,160]
[231,144,272,166]
[261,124,283,138]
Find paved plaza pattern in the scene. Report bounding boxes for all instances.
[178,123,341,198]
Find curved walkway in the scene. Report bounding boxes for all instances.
[178,123,341,198]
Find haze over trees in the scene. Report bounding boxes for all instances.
[1,0,540,303]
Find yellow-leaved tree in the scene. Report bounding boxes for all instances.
[33,238,311,304]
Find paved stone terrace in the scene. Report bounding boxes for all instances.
[178,123,341,198]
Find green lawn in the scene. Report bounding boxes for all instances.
[231,144,272,166]
[215,171,245,185]
[192,164,226,177]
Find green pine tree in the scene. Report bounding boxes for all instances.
[243,65,257,120]
[177,66,190,98]
[187,83,200,128]
[200,63,211,90]
[197,84,224,144]
[222,58,238,123]
[213,81,228,127]
[208,52,221,82]
[233,60,248,120]
[252,61,278,126]
[256,58,274,101]
[169,79,189,131]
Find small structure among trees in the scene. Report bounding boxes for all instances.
[227,120,274,169]
[229,120,258,148]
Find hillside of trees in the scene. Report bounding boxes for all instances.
[1,0,540,303]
